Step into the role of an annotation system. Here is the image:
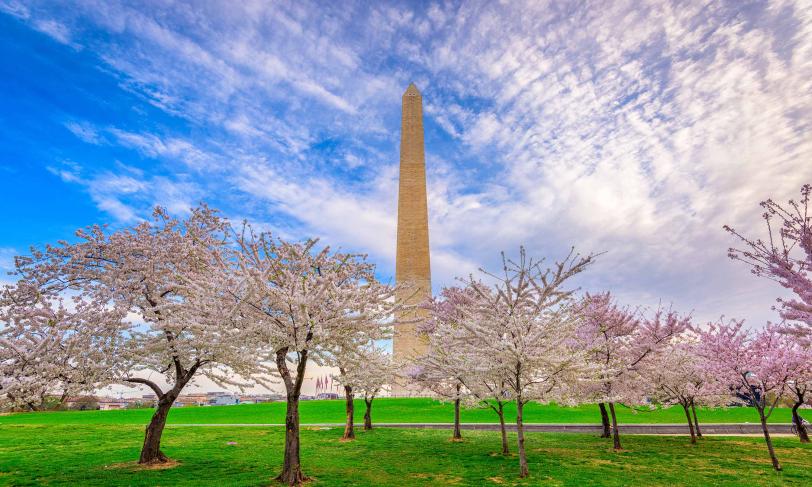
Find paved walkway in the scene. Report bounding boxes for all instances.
[167,422,791,435]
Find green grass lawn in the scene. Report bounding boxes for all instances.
[1,424,811,486]
[0,398,796,425]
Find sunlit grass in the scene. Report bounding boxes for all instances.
[1,424,810,486]
[0,397,793,426]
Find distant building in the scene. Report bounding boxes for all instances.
[139,394,157,407]
[98,400,128,411]
[316,393,339,400]
[207,391,239,406]
[254,393,285,402]
[238,393,279,403]
[63,395,99,410]
[177,394,210,406]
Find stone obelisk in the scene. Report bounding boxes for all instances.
[393,83,431,395]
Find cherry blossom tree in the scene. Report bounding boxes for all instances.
[723,184,812,444]
[695,321,805,471]
[327,332,391,440]
[352,346,396,431]
[0,279,123,411]
[234,230,399,485]
[411,346,471,441]
[420,286,515,453]
[332,344,394,432]
[466,378,513,454]
[414,286,487,442]
[329,341,366,441]
[458,247,596,478]
[15,206,260,465]
[642,340,714,444]
[724,184,812,329]
[572,293,634,439]
[577,292,689,450]
[459,361,514,456]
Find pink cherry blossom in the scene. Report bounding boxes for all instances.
[575,292,689,449]
[9,205,260,464]
[725,184,812,330]
[233,227,402,484]
[695,320,808,470]
[432,247,596,478]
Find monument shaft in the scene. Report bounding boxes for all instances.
[393,83,431,390]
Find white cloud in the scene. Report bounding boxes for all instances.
[0,0,28,20]
[14,0,812,327]
[0,247,17,276]
[108,129,215,171]
[64,121,101,144]
[233,158,398,261]
[32,18,72,45]
[47,160,201,224]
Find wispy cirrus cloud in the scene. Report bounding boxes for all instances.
[4,0,811,327]
[1,0,78,47]
[0,247,17,274]
[47,160,199,223]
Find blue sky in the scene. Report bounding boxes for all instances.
[1,0,811,328]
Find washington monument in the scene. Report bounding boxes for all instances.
[393,83,431,393]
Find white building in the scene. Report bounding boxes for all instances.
[208,392,239,406]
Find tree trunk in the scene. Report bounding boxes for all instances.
[277,396,306,485]
[682,402,696,444]
[57,389,70,409]
[342,385,355,440]
[516,399,528,478]
[690,399,702,438]
[128,363,200,465]
[758,408,782,471]
[497,402,509,455]
[608,402,622,450]
[452,396,462,440]
[598,402,611,438]
[363,398,373,431]
[138,397,173,464]
[792,401,810,443]
[275,347,308,486]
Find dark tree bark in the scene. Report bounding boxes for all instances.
[279,395,305,484]
[792,400,810,443]
[363,397,373,431]
[690,398,702,438]
[139,396,174,463]
[758,408,782,471]
[57,389,70,409]
[127,369,197,465]
[129,299,204,465]
[516,398,528,477]
[342,384,355,440]
[452,395,463,440]
[681,402,696,444]
[598,402,611,438]
[275,348,308,485]
[608,402,622,450]
[497,402,509,454]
